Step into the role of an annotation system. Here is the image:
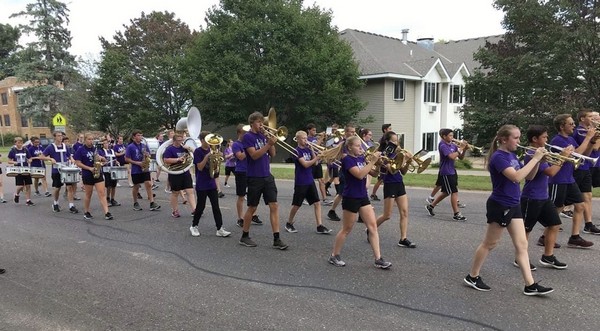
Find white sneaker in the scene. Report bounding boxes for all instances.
[216,228,231,237]
[426,196,434,204]
[224,183,231,188]
[165,188,172,194]
[190,226,200,237]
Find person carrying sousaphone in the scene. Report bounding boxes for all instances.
[163,133,196,219]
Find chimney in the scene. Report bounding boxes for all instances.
[416,37,434,50]
[401,29,409,44]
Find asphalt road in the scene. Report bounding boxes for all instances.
[1,172,600,331]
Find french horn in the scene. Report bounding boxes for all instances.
[155,107,201,175]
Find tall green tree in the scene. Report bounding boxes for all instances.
[92,11,196,137]
[183,0,364,132]
[463,0,600,145]
[0,23,21,79]
[10,0,77,125]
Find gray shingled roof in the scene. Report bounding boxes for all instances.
[434,35,504,73]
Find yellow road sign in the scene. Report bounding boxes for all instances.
[52,113,67,126]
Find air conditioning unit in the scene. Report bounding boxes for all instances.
[454,106,461,114]
[428,105,437,113]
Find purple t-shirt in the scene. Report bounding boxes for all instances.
[294,146,315,185]
[232,140,247,173]
[8,147,31,166]
[43,143,70,174]
[522,154,550,200]
[28,145,45,168]
[224,146,236,167]
[113,143,126,165]
[341,154,368,199]
[572,125,592,171]
[242,131,271,177]
[73,141,83,152]
[489,150,522,206]
[438,140,458,175]
[548,135,577,184]
[73,144,96,180]
[194,146,217,191]
[125,142,150,175]
[98,148,117,166]
[163,145,188,167]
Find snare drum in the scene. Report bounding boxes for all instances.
[5,166,20,177]
[31,167,46,178]
[19,167,31,176]
[108,166,128,180]
[60,167,81,184]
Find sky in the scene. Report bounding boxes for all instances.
[2,0,506,59]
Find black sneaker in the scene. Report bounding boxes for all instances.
[328,254,346,267]
[273,239,289,250]
[327,210,341,221]
[539,255,567,270]
[110,199,121,207]
[251,215,263,225]
[218,191,225,198]
[536,235,561,248]
[398,238,416,248]
[374,258,392,269]
[583,223,600,235]
[236,219,244,227]
[149,202,161,211]
[453,212,467,221]
[513,260,537,271]
[239,236,257,247]
[523,282,554,296]
[52,204,60,212]
[133,202,142,211]
[285,223,297,233]
[83,212,93,220]
[26,200,35,206]
[69,206,79,214]
[104,212,114,220]
[425,204,435,216]
[560,210,573,219]
[370,194,380,201]
[137,192,143,199]
[34,191,41,196]
[464,274,491,291]
[44,192,52,197]
[316,225,332,234]
[567,235,594,248]
[14,195,19,203]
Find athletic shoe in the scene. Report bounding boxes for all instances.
[236,219,244,227]
[374,258,392,269]
[457,201,467,208]
[251,215,263,225]
[325,190,331,197]
[216,228,231,237]
[73,196,81,201]
[536,235,561,248]
[53,204,60,212]
[560,210,573,219]
[513,260,537,271]
[302,201,309,205]
[190,226,200,237]
[523,282,554,296]
[327,210,341,221]
[110,199,121,207]
[583,223,600,235]
[104,212,113,220]
[218,191,225,198]
[398,238,416,248]
[316,225,332,234]
[83,212,93,220]
[164,188,172,194]
[154,179,160,183]
[239,236,257,247]
[425,196,434,204]
[69,206,79,214]
[137,193,143,199]
[453,213,467,221]
[567,235,594,248]
[224,183,231,188]
[0,268,5,274]
[285,223,298,233]
[34,191,41,196]
[370,194,380,201]
[26,200,35,206]
[273,239,288,250]
[151,184,159,190]
[425,204,435,216]
[464,274,491,291]
[0,198,6,203]
[44,192,52,197]
[149,202,161,211]
[171,211,181,218]
[133,202,142,211]
[539,255,568,270]
[328,254,346,267]
[322,199,333,206]
[14,195,19,203]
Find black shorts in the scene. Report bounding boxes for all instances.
[292,183,320,206]
[335,173,346,195]
[132,172,151,185]
[225,166,236,176]
[246,175,278,206]
[103,172,117,188]
[574,169,592,193]
[15,174,32,186]
[549,183,583,207]
[591,167,600,187]
[383,182,406,199]
[486,198,522,227]
[312,163,324,179]
[329,165,339,179]
[342,196,371,213]
[440,174,458,194]
[168,172,193,192]
[234,171,247,196]
[520,197,562,232]
[435,173,442,186]
[83,175,104,186]
[51,172,64,188]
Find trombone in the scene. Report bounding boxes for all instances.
[518,144,581,169]
[452,139,484,154]
[260,108,299,157]
[544,143,598,166]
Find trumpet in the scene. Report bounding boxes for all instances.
[545,143,599,166]
[517,144,580,168]
[452,139,484,154]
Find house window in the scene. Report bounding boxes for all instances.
[1,93,7,105]
[424,82,439,103]
[21,116,29,127]
[3,115,10,126]
[422,132,437,151]
[450,85,464,104]
[393,80,405,100]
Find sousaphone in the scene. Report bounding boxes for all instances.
[155,107,202,174]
